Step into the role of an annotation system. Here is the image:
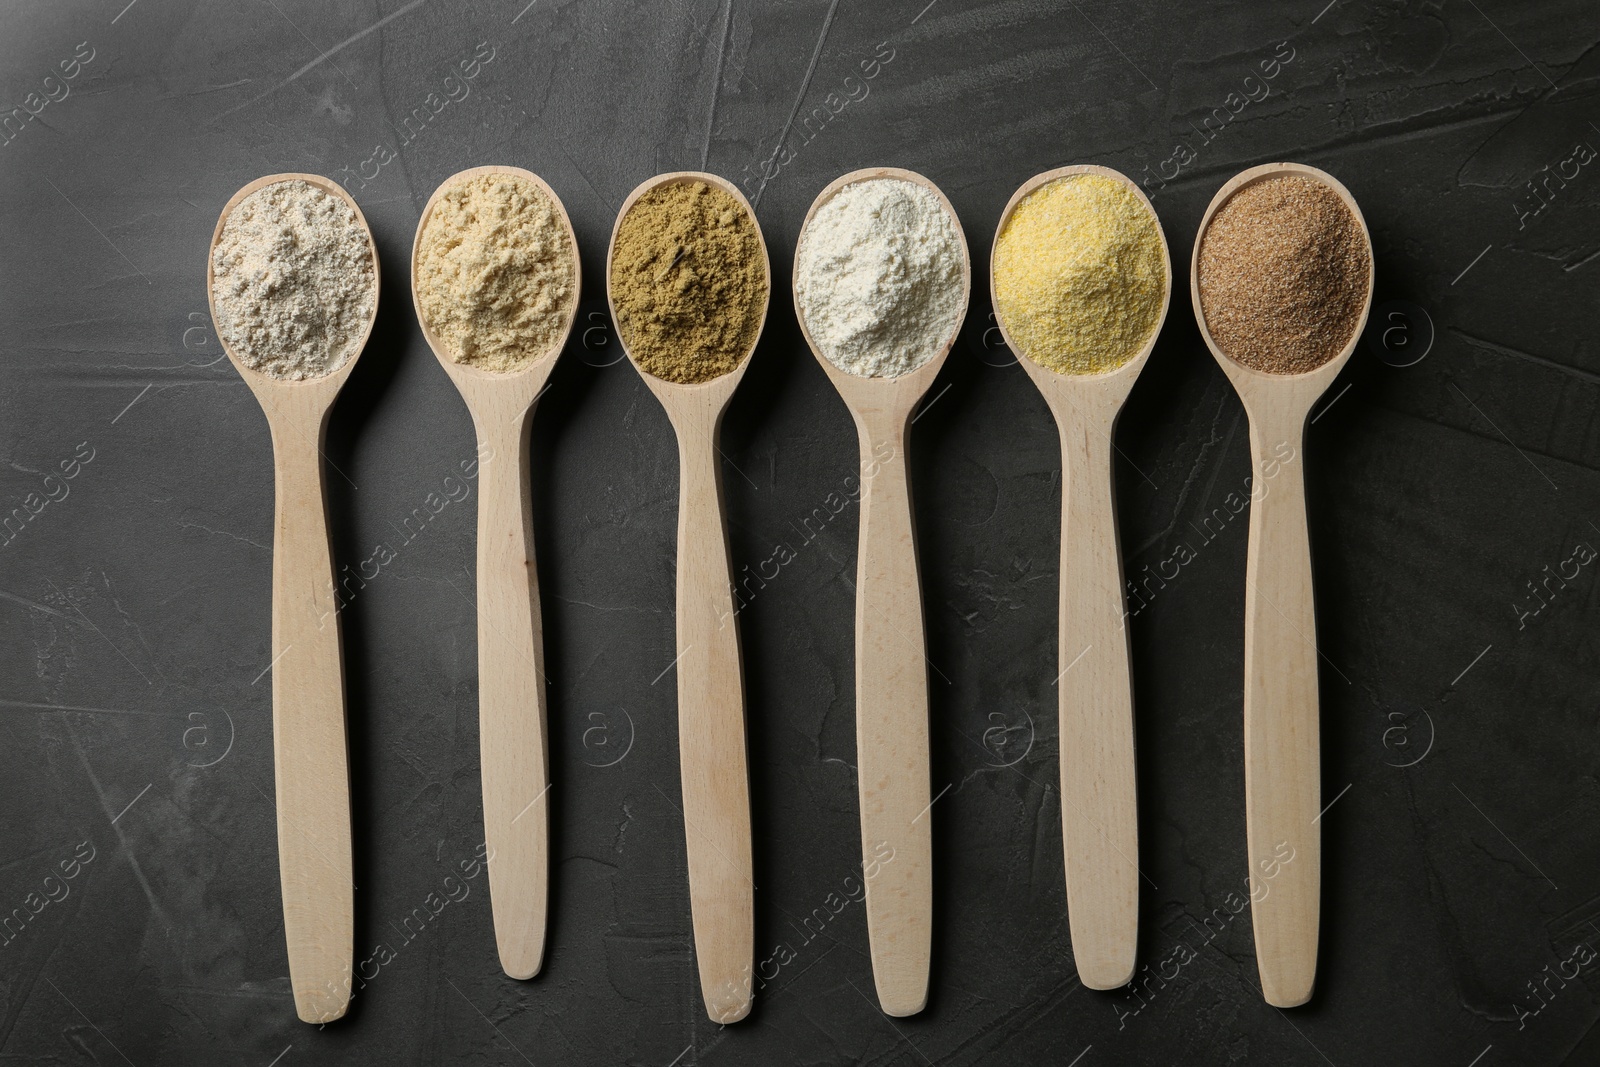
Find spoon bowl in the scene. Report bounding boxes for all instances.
[794,166,970,1017]
[1190,161,1373,1008]
[989,164,1170,991]
[796,167,968,420]
[207,172,378,1024]
[414,165,579,401]
[609,173,767,417]
[995,165,1168,411]
[1192,162,1372,410]
[606,171,769,1024]
[209,173,378,407]
[411,165,581,981]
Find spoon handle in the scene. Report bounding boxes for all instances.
[673,422,753,1024]
[854,423,931,1017]
[1056,419,1139,989]
[473,409,550,980]
[268,420,353,1024]
[1241,417,1319,1007]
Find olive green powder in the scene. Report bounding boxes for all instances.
[609,181,767,384]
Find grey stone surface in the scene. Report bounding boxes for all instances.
[2,1,1599,1063]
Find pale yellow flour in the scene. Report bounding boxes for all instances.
[416,173,577,372]
[993,174,1167,375]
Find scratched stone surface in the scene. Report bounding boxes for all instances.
[2,1,1599,1064]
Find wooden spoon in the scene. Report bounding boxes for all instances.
[606,172,769,1024]
[410,166,580,981]
[1190,162,1373,1008]
[794,167,970,1018]
[990,165,1170,991]
[207,173,378,1024]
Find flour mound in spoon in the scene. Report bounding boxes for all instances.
[415,172,577,372]
[210,179,375,381]
[795,177,965,378]
[1196,175,1370,375]
[609,180,767,384]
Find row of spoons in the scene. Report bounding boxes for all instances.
[206,161,1372,1024]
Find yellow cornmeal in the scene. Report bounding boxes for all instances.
[415,172,577,373]
[993,174,1167,375]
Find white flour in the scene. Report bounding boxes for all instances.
[210,180,375,381]
[794,177,965,378]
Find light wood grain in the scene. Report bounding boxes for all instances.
[1191,161,1373,1008]
[795,167,970,1017]
[991,165,1170,991]
[607,172,769,1024]
[207,173,377,1024]
[411,166,580,981]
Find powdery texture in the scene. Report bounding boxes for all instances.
[795,177,965,379]
[993,174,1167,375]
[415,173,577,373]
[211,180,375,381]
[1197,175,1371,375]
[609,180,766,385]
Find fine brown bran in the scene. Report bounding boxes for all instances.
[1196,175,1370,375]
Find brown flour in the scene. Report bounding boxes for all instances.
[1196,175,1370,374]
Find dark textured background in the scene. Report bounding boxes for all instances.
[3,1,1599,1064]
